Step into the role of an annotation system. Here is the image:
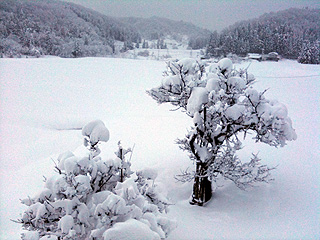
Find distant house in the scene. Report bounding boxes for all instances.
[247,53,262,61]
[265,52,280,61]
[247,52,280,62]
[208,47,225,57]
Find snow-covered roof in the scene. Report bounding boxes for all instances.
[247,53,262,59]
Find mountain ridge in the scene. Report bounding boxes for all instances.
[117,16,212,40]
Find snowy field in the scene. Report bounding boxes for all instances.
[0,56,319,239]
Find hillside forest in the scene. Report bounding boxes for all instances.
[0,0,319,63]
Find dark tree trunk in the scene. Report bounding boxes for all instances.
[119,147,124,183]
[190,163,212,206]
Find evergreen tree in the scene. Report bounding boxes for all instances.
[142,40,149,49]
[206,31,220,57]
[298,40,320,64]
[156,39,160,49]
[72,41,82,58]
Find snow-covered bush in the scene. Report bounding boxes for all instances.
[147,58,297,206]
[18,120,175,239]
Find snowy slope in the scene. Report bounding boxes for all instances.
[0,57,319,239]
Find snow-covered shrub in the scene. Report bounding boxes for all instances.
[18,120,176,239]
[147,58,297,206]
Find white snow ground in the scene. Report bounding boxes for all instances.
[0,57,319,239]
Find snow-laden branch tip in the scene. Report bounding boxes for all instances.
[82,120,110,145]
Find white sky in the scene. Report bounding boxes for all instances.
[64,0,320,31]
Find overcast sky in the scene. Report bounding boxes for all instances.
[64,0,320,31]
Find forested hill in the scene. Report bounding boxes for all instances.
[0,0,141,57]
[0,0,212,57]
[118,16,212,49]
[207,8,320,59]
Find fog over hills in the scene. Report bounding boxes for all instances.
[118,16,211,40]
[63,0,320,32]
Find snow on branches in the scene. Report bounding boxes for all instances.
[147,58,297,206]
[82,120,110,156]
[18,120,176,239]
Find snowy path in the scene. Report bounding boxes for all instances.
[0,58,319,239]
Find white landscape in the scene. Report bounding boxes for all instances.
[0,55,319,239]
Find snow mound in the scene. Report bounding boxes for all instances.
[206,78,220,92]
[161,75,182,93]
[187,87,208,116]
[115,178,140,202]
[21,231,39,240]
[208,62,218,73]
[257,100,297,142]
[227,77,246,90]
[74,175,91,193]
[136,168,158,180]
[225,104,246,120]
[245,88,260,105]
[39,236,58,240]
[58,215,74,234]
[82,120,110,144]
[103,219,161,240]
[178,58,199,75]
[218,58,233,75]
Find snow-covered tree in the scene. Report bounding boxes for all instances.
[298,40,320,64]
[18,120,176,239]
[147,58,297,206]
[71,41,82,58]
[206,31,220,57]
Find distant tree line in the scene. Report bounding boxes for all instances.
[206,8,320,64]
[188,35,211,50]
